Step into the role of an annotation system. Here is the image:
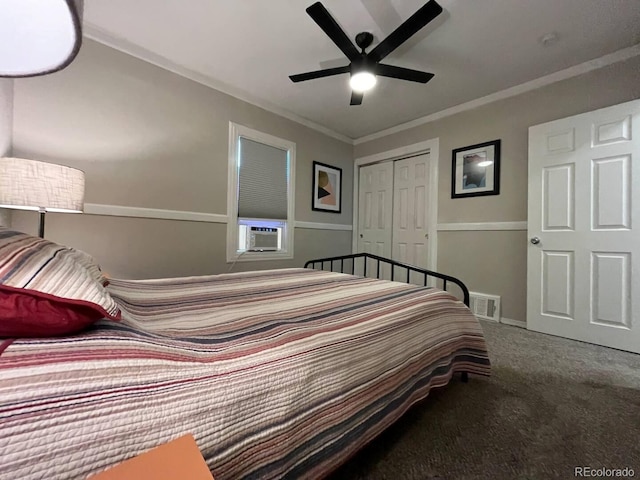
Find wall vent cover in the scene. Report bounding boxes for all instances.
[469,292,501,322]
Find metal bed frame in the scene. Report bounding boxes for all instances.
[305,253,471,383]
[304,252,470,307]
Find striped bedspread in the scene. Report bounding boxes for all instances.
[0,268,490,479]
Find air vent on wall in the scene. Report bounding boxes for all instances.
[469,292,501,322]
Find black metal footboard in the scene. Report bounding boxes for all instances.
[304,253,470,307]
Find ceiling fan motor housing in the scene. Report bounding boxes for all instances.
[350,55,376,76]
[355,32,374,51]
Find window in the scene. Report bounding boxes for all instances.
[227,123,295,262]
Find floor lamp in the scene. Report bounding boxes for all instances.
[0,158,85,238]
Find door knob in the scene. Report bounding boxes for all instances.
[530,237,541,245]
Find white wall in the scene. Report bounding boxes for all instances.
[0,78,13,226]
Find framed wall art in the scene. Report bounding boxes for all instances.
[451,139,501,198]
[312,161,342,213]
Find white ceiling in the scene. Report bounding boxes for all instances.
[83,0,640,140]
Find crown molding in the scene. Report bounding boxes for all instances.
[83,23,353,145]
[353,43,640,145]
[82,24,639,148]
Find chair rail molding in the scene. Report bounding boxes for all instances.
[437,221,528,231]
[83,203,351,231]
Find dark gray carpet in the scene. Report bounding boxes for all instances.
[328,321,640,480]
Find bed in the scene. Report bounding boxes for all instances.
[0,230,490,480]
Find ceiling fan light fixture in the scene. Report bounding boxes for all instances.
[350,71,377,93]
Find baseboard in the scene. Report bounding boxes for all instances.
[500,317,527,329]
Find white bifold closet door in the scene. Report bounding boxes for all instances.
[357,161,393,259]
[392,154,431,276]
[357,153,431,282]
[527,99,639,353]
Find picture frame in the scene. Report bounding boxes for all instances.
[451,139,501,198]
[312,161,342,213]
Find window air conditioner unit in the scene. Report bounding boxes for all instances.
[246,226,279,251]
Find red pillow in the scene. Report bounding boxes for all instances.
[0,228,121,338]
[0,288,107,337]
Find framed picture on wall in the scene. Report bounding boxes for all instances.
[312,161,342,213]
[451,139,501,198]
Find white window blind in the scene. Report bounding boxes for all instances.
[238,137,288,220]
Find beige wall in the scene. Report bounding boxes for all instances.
[0,79,11,155]
[11,40,354,277]
[11,212,352,279]
[355,56,640,322]
[0,78,13,226]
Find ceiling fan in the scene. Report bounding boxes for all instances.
[289,0,443,106]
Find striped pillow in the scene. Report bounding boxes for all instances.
[0,228,121,337]
[73,247,110,286]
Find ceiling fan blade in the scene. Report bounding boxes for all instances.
[289,65,350,83]
[350,91,364,106]
[368,0,443,62]
[306,2,360,61]
[376,64,434,83]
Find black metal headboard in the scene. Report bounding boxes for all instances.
[304,253,470,307]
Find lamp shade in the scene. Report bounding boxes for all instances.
[0,0,83,77]
[0,158,85,213]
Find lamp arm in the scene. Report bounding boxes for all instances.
[38,209,46,238]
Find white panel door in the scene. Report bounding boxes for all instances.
[528,99,640,353]
[392,154,430,284]
[357,161,393,264]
